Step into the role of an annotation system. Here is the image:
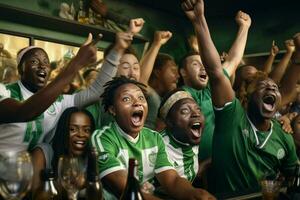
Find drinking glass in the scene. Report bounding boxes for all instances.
[58,156,85,200]
[0,150,33,200]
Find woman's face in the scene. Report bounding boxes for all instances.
[110,83,148,137]
[68,112,92,156]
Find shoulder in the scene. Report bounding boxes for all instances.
[0,83,11,101]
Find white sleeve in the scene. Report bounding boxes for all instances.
[0,83,10,102]
[73,49,120,108]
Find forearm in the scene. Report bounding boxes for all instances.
[269,51,293,84]
[223,25,249,76]
[139,42,162,85]
[164,176,194,199]
[262,54,276,74]
[74,49,120,107]
[279,52,300,107]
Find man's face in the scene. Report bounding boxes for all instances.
[157,60,179,94]
[68,112,92,156]
[21,49,51,92]
[168,98,205,145]
[249,78,281,119]
[117,54,140,81]
[181,55,208,90]
[110,83,148,136]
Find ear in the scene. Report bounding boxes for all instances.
[108,106,116,116]
[180,67,187,78]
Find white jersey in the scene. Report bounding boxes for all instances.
[0,50,120,151]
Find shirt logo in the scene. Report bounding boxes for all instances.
[277,148,285,159]
[99,152,109,163]
[47,105,56,115]
[148,152,157,167]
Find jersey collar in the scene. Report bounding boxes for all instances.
[114,122,140,144]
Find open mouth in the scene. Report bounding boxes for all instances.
[262,94,276,112]
[36,70,47,81]
[73,140,86,149]
[131,110,144,127]
[199,74,207,82]
[190,122,202,138]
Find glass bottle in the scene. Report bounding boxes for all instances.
[34,169,59,200]
[287,164,300,199]
[77,0,88,24]
[85,147,103,200]
[120,158,144,200]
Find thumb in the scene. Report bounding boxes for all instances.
[83,33,93,46]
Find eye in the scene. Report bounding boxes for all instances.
[84,127,91,134]
[180,108,190,114]
[120,63,130,69]
[43,58,50,65]
[122,96,131,102]
[30,59,39,65]
[138,95,145,101]
[69,126,78,133]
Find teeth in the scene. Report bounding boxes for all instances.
[193,122,200,126]
[75,141,85,145]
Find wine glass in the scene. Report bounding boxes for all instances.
[0,149,33,200]
[58,156,85,200]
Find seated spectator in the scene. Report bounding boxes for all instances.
[159,89,205,182]
[91,76,215,200]
[181,0,299,194]
[0,32,125,151]
[31,107,95,197]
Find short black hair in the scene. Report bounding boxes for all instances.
[101,76,147,112]
[51,107,95,174]
[177,51,200,87]
[149,53,175,82]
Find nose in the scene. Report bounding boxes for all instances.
[191,109,201,118]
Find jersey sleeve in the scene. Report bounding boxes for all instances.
[0,83,10,102]
[154,134,174,174]
[280,135,299,176]
[91,129,125,179]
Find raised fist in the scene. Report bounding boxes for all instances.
[293,33,300,51]
[154,31,172,46]
[235,11,251,28]
[284,39,295,53]
[181,0,204,23]
[115,32,133,51]
[129,18,145,35]
[270,40,279,56]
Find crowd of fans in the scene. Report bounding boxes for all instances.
[1,0,300,199]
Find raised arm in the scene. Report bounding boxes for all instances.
[279,33,300,107]
[222,11,251,77]
[139,31,172,85]
[269,39,295,84]
[0,34,100,123]
[182,0,235,107]
[262,40,279,74]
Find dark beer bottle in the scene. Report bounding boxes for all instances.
[85,147,103,200]
[287,164,300,199]
[120,158,144,200]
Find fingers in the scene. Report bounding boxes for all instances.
[91,33,103,46]
[181,0,194,11]
[272,40,275,46]
[161,31,172,39]
[83,33,93,46]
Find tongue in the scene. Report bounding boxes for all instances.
[264,103,273,111]
[191,129,200,138]
[131,115,141,126]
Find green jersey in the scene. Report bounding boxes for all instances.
[209,98,298,194]
[182,69,229,161]
[91,122,174,183]
[161,129,199,182]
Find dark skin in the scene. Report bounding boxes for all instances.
[166,98,205,145]
[0,34,101,123]
[104,84,215,200]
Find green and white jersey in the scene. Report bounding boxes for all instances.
[209,98,298,194]
[91,122,174,184]
[0,50,120,151]
[161,129,199,182]
[0,81,74,151]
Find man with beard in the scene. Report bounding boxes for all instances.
[159,89,205,182]
[181,0,298,195]
[179,10,251,162]
[91,76,215,200]
[0,33,122,151]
